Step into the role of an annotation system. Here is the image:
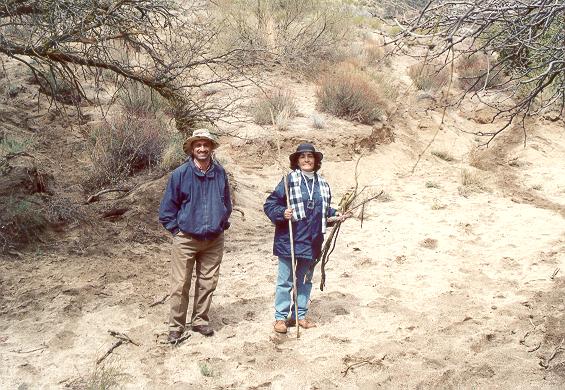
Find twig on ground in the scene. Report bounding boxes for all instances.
[160,332,191,346]
[528,343,541,353]
[108,330,139,346]
[342,355,386,377]
[86,188,130,204]
[551,268,560,279]
[96,330,139,364]
[9,343,48,353]
[97,340,123,365]
[149,294,170,307]
[540,338,564,369]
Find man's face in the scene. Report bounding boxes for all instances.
[298,152,315,172]
[192,139,213,161]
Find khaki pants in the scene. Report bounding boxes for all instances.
[169,231,224,331]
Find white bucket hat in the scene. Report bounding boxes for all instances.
[182,128,219,155]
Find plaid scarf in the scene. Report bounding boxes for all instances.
[288,169,331,233]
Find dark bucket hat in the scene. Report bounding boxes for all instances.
[289,143,323,164]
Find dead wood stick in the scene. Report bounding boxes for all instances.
[108,330,139,346]
[540,338,564,369]
[97,340,123,365]
[551,267,560,279]
[10,344,48,353]
[342,355,386,377]
[159,332,191,345]
[528,343,541,353]
[86,188,130,204]
[149,294,170,307]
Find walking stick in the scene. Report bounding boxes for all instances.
[283,174,300,339]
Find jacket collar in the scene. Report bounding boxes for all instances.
[189,157,216,177]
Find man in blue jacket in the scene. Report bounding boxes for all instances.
[159,128,232,342]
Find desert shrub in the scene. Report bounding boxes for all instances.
[457,54,505,91]
[216,0,351,73]
[118,81,168,117]
[311,113,326,129]
[0,134,32,156]
[408,62,450,91]
[0,196,47,250]
[251,89,297,127]
[316,63,386,124]
[362,37,390,66]
[160,132,187,170]
[86,114,167,190]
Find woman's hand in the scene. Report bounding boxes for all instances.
[284,208,293,220]
[328,211,352,223]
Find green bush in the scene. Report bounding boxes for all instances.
[118,81,167,117]
[160,132,187,170]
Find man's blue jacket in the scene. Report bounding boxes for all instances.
[159,158,232,240]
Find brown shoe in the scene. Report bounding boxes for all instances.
[168,330,183,343]
[192,324,214,337]
[298,319,317,329]
[274,320,287,334]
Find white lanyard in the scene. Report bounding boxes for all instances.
[301,172,315,207]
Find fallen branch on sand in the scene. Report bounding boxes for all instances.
[160,332,191,346]
[97,330,139,365]
[342,354,386,377]
[149,294,170,307]
[540,338,564,369]
[10,343,48,354]
[86,188,130,204]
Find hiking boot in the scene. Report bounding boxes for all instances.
[274,320,287,334]
[286,318,317,329]
[168,330,183,343]
[191,324,214,337]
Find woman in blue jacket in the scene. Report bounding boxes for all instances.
[264,143,340,334]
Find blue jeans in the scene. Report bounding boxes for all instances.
[274,257,314,320]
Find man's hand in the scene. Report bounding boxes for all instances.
[284,208,293,220]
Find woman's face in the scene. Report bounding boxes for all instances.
[298,152,315,172]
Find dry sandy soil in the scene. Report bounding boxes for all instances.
[1,61,565,389]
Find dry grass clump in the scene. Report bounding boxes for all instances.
[251,89,297,129]
[316,63,387,124]
[408,62,450,91]
[86,114,167,191]
[457,54,504,91]
[311,113,326,129]
[0,134,32,156]
[160,132,186,171]
[425,181,440,189]
[458,168,489,196]
[431,150,455,162]
[67,361,126,389]
[362,37,390,66]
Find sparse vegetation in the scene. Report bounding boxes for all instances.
[0,196,47,250]
[251,89,297,128]
[86,114,167,191]
[408,62,450,91]
[425,181,440,189]
[0,134,32,157]
[459,168,489,196]
[431,150,454,162]
[68,361,126,390]
[316,63,387,124]
[311,114,326,129]
[198,361,214,377]
[216,0,350,73]
[118,81,168,117]
[456,54,504,91]
[160,132,187,171]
